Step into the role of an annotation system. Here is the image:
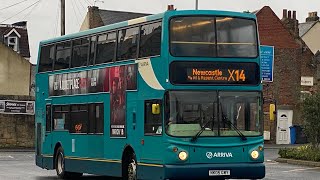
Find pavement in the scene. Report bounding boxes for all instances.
[264,143,307,149]
[0,148,34,152]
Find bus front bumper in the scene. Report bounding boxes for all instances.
[164,163,265,179]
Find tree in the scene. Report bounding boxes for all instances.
[302,92,320,148]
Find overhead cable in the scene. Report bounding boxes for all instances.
[0,0,29,11]
[71,0,81,27]
[0,0,41,24]
[22,0,43,20]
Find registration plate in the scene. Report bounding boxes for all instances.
[209,170,230,176]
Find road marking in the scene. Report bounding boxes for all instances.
[0,155,14,159]
[266,162,279,165]
[282,167,320,173]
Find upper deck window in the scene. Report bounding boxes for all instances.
[55,41,71,70]
[139,22,162,58]
[117,27,139,61]
[170,16,258,58]
[39,45,55,72]
[96,32,116,64]
[72,38,89,68]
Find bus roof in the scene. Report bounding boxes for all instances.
[40,10,256,46]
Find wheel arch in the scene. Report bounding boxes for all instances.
[121,144,136,176]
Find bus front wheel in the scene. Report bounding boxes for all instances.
[55,147,82,179]
[123,153,137,180]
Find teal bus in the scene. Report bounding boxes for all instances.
[35,9,265,180]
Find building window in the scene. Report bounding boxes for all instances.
[144,100,162,135]
[7,36,19,52]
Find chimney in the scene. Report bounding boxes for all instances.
[293,11,296,20]
[167,4,174,11]
[281,9,299,38]
[288,10,292,19]
[283,9,287,19]
[88,6,104,29]
[306,11,319,22]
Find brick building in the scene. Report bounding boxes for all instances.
[255,6,317,144]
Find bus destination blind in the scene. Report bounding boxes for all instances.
[170,61,260,85]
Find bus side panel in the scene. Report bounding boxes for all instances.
[65,159,122,177]
[138,165,164,180]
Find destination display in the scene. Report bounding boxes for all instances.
[170,62,259,85]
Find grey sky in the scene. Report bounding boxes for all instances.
[0,0,319,64]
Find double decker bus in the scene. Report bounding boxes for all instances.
[35,9,265,180]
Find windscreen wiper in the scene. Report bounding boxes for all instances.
[191,118,212,142]
[222,117,247,141]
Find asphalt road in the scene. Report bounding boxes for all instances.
[0,149,320,180]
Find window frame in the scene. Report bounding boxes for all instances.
[7,36,19,52]
[138,21,162,59]
[71,37,90,68]
[88,103,104,134]
[89,35,97,66]
[37,19,163,73]
[38,44,55,73]
[95,31,118,65]
[45,104,52,132]
[144,99,163,136]
[54,40,72,71]
[116,26,140,61]
[169,15,259,58]
[53,105,70,131]
[69,104,89,134]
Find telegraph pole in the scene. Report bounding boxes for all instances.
[195,0,198,10]
[61,0,65,36]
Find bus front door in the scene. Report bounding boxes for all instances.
[139,100,164,174]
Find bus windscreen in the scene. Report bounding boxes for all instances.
[170,61,260,85]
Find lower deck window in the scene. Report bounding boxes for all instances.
[52,103,104,134]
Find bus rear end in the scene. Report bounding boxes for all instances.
[161,10,264,179]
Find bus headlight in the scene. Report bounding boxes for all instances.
[178,151,188,161]
[251,150,259,159]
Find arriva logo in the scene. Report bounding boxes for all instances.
[206,152,233,159]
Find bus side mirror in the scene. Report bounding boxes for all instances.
[152,104,160,115]
[269,104,276,121]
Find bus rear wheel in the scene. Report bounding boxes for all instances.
[55,147,82,179]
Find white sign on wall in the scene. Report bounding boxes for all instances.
[301,76,314,86]
[0,100,34,115]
